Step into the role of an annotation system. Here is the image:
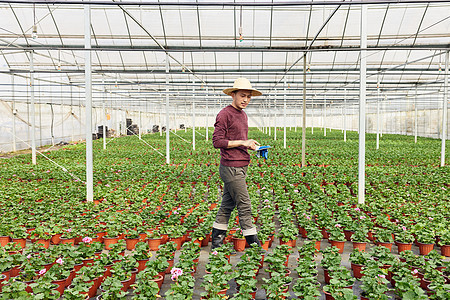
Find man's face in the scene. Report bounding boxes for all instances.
[231,90,252,110]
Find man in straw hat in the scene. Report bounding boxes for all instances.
[211,78,262,250]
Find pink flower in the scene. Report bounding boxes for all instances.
[428,217,433,220]
[56,258,64,265]
[170,267,183,280]
[46,170,50,173]
[306,216,311,220]
[335,224,341,228]
[378,274,386,278]
[402,226,407,231]
[27,254,32,259]
[264,199,269,203]
[66,228,72,232]
[82,237,92,243]
[412,269,419,274]
[355,208,360,211]
[39,268,46,275]
[105,184,111,187]
[212,251,218,255]
[173,211,179,215]
[360,216,366,220]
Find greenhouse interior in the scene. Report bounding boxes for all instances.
[0,0,449,299]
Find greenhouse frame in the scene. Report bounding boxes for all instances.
[0,1,449,298]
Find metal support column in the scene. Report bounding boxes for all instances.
[165,55,170,164]
[30,52,37,164]
[206,87,209,141]
[192,80,196,151]
[376,83,380,150]
[284,79,287,149]
[414,86,418,143]
[358,4,367,204]
[274,92,277,141]
[323,97,327,136]
[344,89,347,142]
[85,5,93,202]
[441,50,449,167]
[11,75,16,152]
[103,100,106,149]
[302,53,307,167]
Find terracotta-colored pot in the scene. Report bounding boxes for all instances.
[103,237,119,250]
[165,259,174,274]
[136,258,149,272]
[351,262,364,279]
[148,238,162,251]
[395,241,412,253]
[344,230,354,241]
[234,238,246,252]
[151,274,164,290]
[0,236,11,247]
[440,244,450,257]
[417,242,434,255]
[35,238,51,249]
[11,238,27,249]
[329,240,345,253]
[60,237,75,246]
[376,242,393,252]
[125,238,139,251]
[352,241,366,252]
[169,237,183,250]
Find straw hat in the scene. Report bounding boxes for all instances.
[223,78,262,96]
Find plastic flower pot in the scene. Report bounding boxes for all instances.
[148,238,162,251]
[376,242,393,252]
[352,241,366,252]
[440,244,450,257]
[417,242,434,255]
[165,259,174,274]
[11,238,27,249]
[0,236,11,247]
[350,262,364,279]
[344,230,354,241]
[395,241,412,253]
[151,274,164,290]
[329,240,345,253]
[60,237,75,246]
[103,237,119,250]
[136,258,149,272]
[125,238,139,251]
[169,237,182,250]
[234,238,246,252]
[35,238,51,249]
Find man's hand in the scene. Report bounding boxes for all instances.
[242,139,260,150]
[227,139,260,150]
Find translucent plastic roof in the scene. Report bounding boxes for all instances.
[0,1,449,110]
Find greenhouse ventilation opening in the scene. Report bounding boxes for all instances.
[0,0,448,204]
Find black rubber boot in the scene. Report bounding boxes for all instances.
[245,234,261,248]
[211,228,227,250]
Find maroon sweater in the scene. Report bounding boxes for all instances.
[212,105,250,167]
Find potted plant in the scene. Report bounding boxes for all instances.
[165,268,196,299]
[351,226,368,252]
[0,278,32,299]
[124,229,140,251]
[233,229,246,252]
[131,268,161,298]
[374,227,394,251]
[349,248,372,279]
[415,229,435,255]
[394,225,415,253]
[360,263,392,300]
[321,246,342,284]
[327,224,346,253]
[292,276,321,298]
[262,272,292,300]
[437,229,450,257]
[63,280,91,300]
[100,276,128,299]
[156,241,177,274]
[29,277,61,300]
[132,242,152,271]
[305,225,322,252]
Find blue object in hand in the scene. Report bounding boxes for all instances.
[255,146,271,159]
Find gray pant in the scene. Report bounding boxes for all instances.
[213,164,257,236]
